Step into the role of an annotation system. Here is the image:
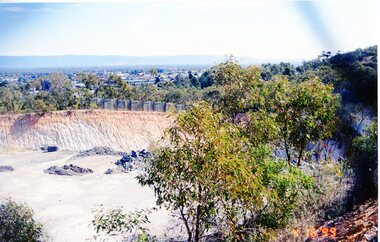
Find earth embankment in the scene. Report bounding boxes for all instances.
[0,110,173,151]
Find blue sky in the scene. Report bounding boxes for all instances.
[0,0,377,60]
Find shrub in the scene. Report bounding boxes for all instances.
[350,119,378,202]
[275,161,353,241]
[0,199,46,242]
[91,205,154,241]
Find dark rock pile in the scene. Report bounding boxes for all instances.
[115,155,133,170]
[139,149,151,158]
[44,164,93,176]
[41,146,59,152]
[104,149,151,175]
[104,166,127,175]
[0,165,14,172]
[70,146,128,160]
[131,150,137,158]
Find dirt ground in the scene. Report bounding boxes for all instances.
[312,199,378,242]
[0,150,178,242]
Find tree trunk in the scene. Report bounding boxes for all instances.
[179,206,192,242]
[285,138,291,165]
[297,146,304,166]
[283,118,291,165]
[195,184,202,242]
[297,137,306,166]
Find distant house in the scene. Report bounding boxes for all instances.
[74,83,86,88]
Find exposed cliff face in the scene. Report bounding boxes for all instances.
[0,110,173,151]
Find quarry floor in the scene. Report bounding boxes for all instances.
[0,150,178,242]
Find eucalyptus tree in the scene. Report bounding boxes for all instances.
[138,102,313,241]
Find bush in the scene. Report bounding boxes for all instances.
[0,199,46,242]
[275,162,353,241]
[350,119,378,202]
[137,102,313,241]
[91,205,154,241]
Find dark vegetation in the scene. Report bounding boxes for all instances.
[0,200,47,241]
[0,68,218,113]
[0,46,377,241]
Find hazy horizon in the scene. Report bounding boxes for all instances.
[0,54,308,69]
[0,0,377,60]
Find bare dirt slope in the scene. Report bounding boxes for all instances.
[311,199,378,242]
[0,110,173,151]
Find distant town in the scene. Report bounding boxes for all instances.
[0,66,208,88]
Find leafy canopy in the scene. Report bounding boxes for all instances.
[138,102,313,241]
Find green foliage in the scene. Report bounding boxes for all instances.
[132,84,163,101]
[297,65,342,86]
[212,60,340,166]
[34,99,55,113]
[75,73,100,90]
[256,159,313,228]
[0,85,23,114]
[163,89,184,103]
[350,119,378,201]
[173,73,191,88]
[189,71,200,88]
[0,46,375,119]
[211,58,264,118]
[202,86,222,103]
[138,102,313,241]
[298,46,377,109]
[97,75,133,99]
[260,62,296,81]
[0,199,46,242]
[92,205,154,241]
[268,78,340,165]
[199,70,214,88]
[43,73,75,110]
[276,161,352,241]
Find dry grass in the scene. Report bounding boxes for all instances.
[274,161,353,241]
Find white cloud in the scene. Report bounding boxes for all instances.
[72,4,83,8]
[3,6,25,12]
[31,7,52,12]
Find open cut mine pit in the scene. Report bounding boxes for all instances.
[0,110,179,241]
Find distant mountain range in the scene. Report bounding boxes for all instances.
[0,55,301,69]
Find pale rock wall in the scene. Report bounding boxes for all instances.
[0,110,173,151]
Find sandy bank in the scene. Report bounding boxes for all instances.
[0,110,173,151]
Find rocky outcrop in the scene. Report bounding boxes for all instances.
[70,146,128,160]
[0,165,14,172]
[0,110,173,151]
[44,164,93,176]
[104,149,151,175]
[104,166,127,175]
[41,146,59,152]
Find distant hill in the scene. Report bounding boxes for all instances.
[0,55,300,69]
